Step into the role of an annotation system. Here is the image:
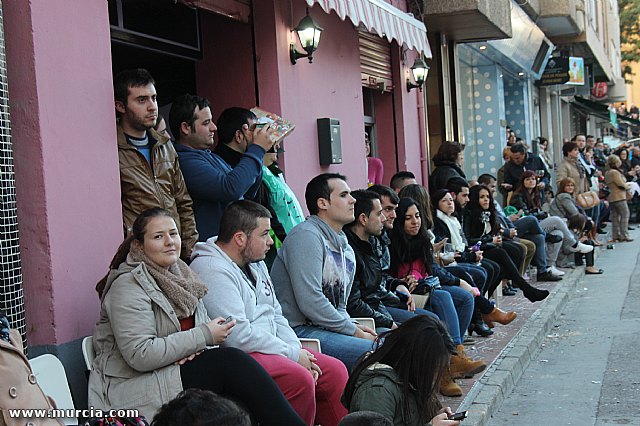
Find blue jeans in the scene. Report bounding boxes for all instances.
[424,288,474,345]
[293,325,375,372]
[448,263,487,289]
[515,215,549,272]
[386,306,438,323]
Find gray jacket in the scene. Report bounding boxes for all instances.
[549,193,580,219]
[88,258,213,421]
[270,216,358,335]
[191,239,301,361]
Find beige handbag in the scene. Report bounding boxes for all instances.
[0,330,63,426]
[575,191,600,209]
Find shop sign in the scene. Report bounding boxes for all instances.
[538,56,569,86]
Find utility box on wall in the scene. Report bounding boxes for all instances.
[317,118,342,165]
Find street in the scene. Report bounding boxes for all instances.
[488,229,640,426]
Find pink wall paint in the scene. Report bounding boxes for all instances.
[254,0,369,200]
[4,0,122,345]
[196,10,257,123]
[373,91,396,186]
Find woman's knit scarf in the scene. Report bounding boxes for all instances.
[129,243,208,319]
[436,209,465,252]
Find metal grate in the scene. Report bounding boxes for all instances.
[0,2,26,346]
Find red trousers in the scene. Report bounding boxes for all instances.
[250,349,348,426]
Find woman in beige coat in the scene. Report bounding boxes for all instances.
[88,208,304,424]
[604,155,633,242]
[556,141,590,195]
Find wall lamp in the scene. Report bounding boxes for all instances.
[406,57,430,92]
[290,8,323,64]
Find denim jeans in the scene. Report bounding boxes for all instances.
[425,287,474,345]
[447,263,487,290]
[293,325,376,372]
[386,306,438,323]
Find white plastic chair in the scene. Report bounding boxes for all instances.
[299,338,322,353]
[352,317,376,331]
[30,354,77,425]
[82,335,95,371]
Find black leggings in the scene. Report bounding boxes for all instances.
[180,347,305,426]
[480,258,503,297]
[483,247,525,292]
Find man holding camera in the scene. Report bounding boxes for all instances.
[172,100,275,240]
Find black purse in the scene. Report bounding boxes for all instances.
[413,276,441,295]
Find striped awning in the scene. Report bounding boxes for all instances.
[305,0,431,57]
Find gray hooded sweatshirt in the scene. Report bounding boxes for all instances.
[270,215,358,336]
[190,238,301,361]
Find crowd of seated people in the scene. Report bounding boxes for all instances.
[91,67,638,425]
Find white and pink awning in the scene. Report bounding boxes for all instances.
[305,0,432,57]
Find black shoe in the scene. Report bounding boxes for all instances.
[468,321,494,337]
[628,226,636,231]
[597,228,607,234]
[502,286,517,296]
[537,271,562,282]
[508,283,519,292]
[545,233,563,243]
[515,281,550,302]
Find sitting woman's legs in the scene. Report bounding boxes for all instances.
[426,289,462,345]
[180,347,305,426]
[440,286,474,342]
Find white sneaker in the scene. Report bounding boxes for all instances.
[548,266,565,277]
[571,242,594,253]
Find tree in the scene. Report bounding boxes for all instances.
[620,0,640,79]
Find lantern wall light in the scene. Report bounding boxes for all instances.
[290,8,323,64]
[406,57,430,92]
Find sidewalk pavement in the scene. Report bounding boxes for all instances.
[441,248,601,425]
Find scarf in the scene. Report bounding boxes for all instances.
[436,210,465,252]
[480,211,492,236]
[129,243,208,319]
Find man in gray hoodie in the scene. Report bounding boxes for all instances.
[270,173,377,370]
[190,200,348,425]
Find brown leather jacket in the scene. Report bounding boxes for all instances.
[117,125,198,258]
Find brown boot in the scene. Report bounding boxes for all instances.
[450,344,486,379]
[439,370,462,397]
[482,307,517,328]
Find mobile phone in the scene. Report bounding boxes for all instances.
[219,315,233,325]
[448,411,467,421]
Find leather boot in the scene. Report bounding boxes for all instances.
[482,307,517,328]
[450,344,486,379]
[513,280,549,303]
[439,370,462,397]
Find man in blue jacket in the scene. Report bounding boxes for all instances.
[171,96,275,240]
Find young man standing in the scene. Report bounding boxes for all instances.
[191,200,348,426]
[171,98,274,240]
[114,69,197,259]
[270,174,376,371]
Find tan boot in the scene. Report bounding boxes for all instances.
[439,370,462,397]
[482,307,517,328]
[450,344,486,379]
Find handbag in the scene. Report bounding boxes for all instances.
[413,276,441,295]
[576,191,600,209]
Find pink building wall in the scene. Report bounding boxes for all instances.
[252,0,425,198]
[4,0,122,345]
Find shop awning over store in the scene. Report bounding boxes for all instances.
[573,96,640,127]
[305,0,432,57]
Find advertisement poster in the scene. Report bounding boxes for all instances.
[567,57,584,85]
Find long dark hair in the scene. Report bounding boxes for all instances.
[467,185,500,234]
[96,208,175,298]
[389,198,433,277]
[398,184,434,229]
[343,315,455,423]
[513,170,541,209]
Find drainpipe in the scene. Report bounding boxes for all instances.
[417,87,430,186]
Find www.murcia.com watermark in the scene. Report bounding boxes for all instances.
[7,408,139,419]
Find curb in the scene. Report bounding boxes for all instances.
[457,266,585,426]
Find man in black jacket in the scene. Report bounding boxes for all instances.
[344,190,436,330]
[504,143,550,190]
